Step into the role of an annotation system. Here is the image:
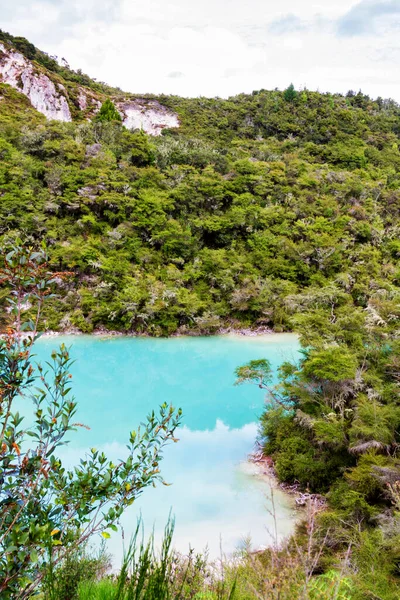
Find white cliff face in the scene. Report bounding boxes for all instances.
[117,100,179,136]
[0,43,180,134]
[0,43,71,122]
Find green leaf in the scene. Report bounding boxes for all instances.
[30,550,38,563]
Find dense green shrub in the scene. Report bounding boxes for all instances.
[44,545,110,600]
[94,99,122,123]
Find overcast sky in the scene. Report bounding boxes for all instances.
[1,0,400,99]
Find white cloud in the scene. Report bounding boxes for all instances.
[337,0,400,36]
[281,36,304,50]
[1,2,60,39]
[2,0,400,99]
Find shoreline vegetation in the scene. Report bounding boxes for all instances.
[38,324,276,338]
[248,446,326,510]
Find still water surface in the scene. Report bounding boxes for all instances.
[34,333,300,561]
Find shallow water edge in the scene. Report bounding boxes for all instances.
[39,324,281,339]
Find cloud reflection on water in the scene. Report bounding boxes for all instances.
[59,420,297,564]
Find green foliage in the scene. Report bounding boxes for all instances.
[308,570,354,600]
[349,529,400,600]
[76,517,233,600]
[234,359,272,387]
[0,73,400,336]
[0,243,182,599]
[302,347,358,382]
[94,100,122,123]
[236,226,400,594]
[43,543,110,600]
[283,83,297,103]
[328,481,377,522]
[345,452,393,498]
[9,36,36,60]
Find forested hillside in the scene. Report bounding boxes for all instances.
[1,48,400,335]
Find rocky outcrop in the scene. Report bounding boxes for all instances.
[0,43,180,135]
[0,43,71,122]
[77,88,88,111]
[117,99,179,136]
[77,88,101,113]
[75,89,179,134]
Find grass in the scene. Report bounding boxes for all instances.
[43,503,400,600]
[69,517,236,600]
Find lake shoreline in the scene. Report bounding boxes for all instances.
[39,324,281,339]
[248,449,327,510]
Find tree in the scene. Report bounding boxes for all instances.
[283,83,297,103]
[0,242,182,599]
[234,359,272,388]
[94,99,122,123]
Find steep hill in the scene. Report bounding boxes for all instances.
[0,31,400,337]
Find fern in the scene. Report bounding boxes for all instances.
[308,570,354,600]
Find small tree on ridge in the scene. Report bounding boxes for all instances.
[94,98,122,123]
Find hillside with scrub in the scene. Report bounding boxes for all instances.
[1,31,400,600]
[0,31,400,335]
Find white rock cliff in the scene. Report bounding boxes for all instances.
[117,100,180,136]
[0,43,72,121]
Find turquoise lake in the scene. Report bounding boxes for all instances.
[34,333,300,561]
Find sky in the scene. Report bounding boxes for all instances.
[1,0,400,99]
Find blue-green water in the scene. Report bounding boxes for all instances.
[33,333,300,560]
